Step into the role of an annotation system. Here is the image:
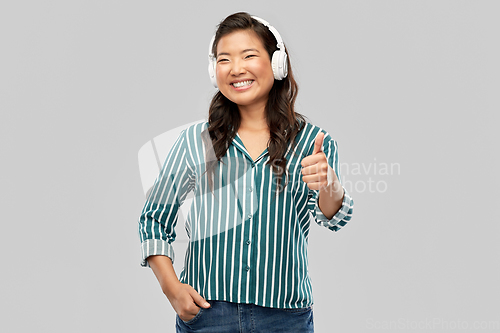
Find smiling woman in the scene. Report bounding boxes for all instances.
[137,12,354,333]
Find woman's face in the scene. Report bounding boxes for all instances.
[215,29,275,110]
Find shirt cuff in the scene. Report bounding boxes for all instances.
[314,186,353,232]
[140,239,175,267]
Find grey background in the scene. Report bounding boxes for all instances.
[1,1,498,332]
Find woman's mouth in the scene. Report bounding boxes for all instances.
[231,80,254,90]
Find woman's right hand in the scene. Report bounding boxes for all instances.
[167,282,211,322]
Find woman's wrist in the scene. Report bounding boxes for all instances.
[147,255,182,298]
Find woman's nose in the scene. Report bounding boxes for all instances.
[230,60,246,75]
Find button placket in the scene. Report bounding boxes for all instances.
[244,164,256,278]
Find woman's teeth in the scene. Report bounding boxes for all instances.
[232,80,253,88]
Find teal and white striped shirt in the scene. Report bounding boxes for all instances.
[138,120,353,309]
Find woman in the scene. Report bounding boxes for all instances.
[138,12,354,333]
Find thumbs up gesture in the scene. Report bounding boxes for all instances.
[300,132,338,191]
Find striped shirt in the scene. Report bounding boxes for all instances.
[138,120,354,309]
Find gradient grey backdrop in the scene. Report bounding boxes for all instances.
[1,1,499,332]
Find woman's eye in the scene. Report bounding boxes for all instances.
[245,55,256,59]
[217,59,228,63]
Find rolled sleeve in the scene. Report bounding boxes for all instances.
[140,239,175,268]
[137,129,194,267]
[313,187,354,232]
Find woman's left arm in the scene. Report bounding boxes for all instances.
[302,130,354,231]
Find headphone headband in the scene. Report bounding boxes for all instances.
[208,15,288,88]
[208,35,215,60]
[250,16,285,50]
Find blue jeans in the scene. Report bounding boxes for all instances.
[176,300,314,332]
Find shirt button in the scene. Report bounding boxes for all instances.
[248,187,253,192]
[246,240,251,245]
[246,265,250,271]
[247,214,252,219]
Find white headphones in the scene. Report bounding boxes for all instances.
[208,15,288,88]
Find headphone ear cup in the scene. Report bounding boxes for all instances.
[208,57,218,88]
[271,52,279,80]
[280,51,288,79]
[271,50,288,80]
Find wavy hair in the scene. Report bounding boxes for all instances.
[202,12,308,202]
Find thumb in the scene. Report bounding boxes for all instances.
[312,132,324,155]
[192,290,211,308]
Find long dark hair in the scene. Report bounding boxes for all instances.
[202,12,307,202]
